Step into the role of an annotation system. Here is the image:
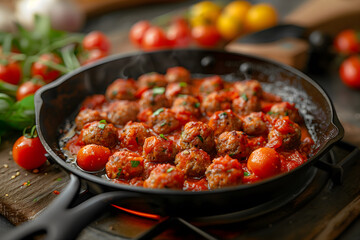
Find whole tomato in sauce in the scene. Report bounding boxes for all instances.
[77,144,111,172]
[247,147,281,179]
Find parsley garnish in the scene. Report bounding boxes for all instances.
[160,121,167,127]
[197,135,203,142]
[241,93,248,101]
[194,102,200,108]
[98,119,107,129]
[159,134,168,140]
[179,82,187,87]
[152,108,164,116]
[116,168,122,178]
[131,160,140,168]
[244,172,251,176]
[167,167,174,173]
[152,87,165,96]
[219,112,228,118]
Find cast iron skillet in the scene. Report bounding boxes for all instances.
[5,49,343,240]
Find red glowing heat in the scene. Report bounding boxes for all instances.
[111,204,161,220]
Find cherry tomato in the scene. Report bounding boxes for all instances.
[16,81,44,101]
[334,29,360,55]
[141,26,172,50]
[82,49,108,65]
[247,147,280,179]
[77,144,111,172]
[82,31,111,54]
[31,53,62,83]
[167,18,192,47]
[12,127,47,170]
[191,25,221,47]
[189,1,221,27]
[0,61,22,85]
[129,20,151,48]
[245,3,278,33]
[339,55,360,89]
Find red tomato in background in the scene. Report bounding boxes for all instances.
[167,18,192,47]
[82,31,111,54]
[77,144,111,172]
[247,147,280,179]
[16,81,44,101]
[141,26,172,50]
[82,49,108,65]
[13,132,47,170]
[31,53,62,83]
[191,25,221,47]
[129,20,151,47]
[0,61,22,85]
[333,29,360,55]
[339,55,360,89]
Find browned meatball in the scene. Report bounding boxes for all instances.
[165,82,191,102]
[106,150,144,179]
[119,122,152,151]
[180,121,215,154]
[205,155,243,189]
[139,88,170,111]
[80,121,118,148]
[143,136,179,163]
[105,78,137,100]
[242,112,269,136]
[138,72,167,89]
[208,109,242,136]
[267,118,302,150]
[216,131,250,159]
[268,102,302,123]
[147,108,180,134]
[175,148,211,178]
[171,95,201,118]
[75,109,105,130]
[199,75,224,94]
[143,163,185,189]
[80,94,107,110]
[105,100,139,126]
[165,66,191,83]
[232,95,261,116]
[201,91,235,117]
[233,79,263,98]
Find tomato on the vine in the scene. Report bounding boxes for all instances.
[141,26,172,50]
[0,61,22,85]
[129,20,151,48]
[191,25,221,47]
[76,144,111,172]
[31,53,62,83]
[167,18,192,47]
[16,80,44,101]
[82,49,108,65]
[339,55,360,89]
[12,126,47,170]
[334,29,360,55]
[247,147,280,179]
[82,31,111,55]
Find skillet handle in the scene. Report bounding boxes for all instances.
[3,174,140,240]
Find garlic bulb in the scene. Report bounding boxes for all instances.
[15,0,85,32]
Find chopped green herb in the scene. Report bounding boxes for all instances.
[116,168,122,178]
[152,87,165,96]
[112,90,118,96]
[267,111,279,116]
[159,134,168,140]
[177,94,188,98]
[197,135,204,142]
[285,111,289,116]
[33,198,38,202]
[244,172,251,176]
[160,121,167,127]
[131,160,140,168]
[226,169,232,173]
[98,119,107,129]
[179,82,187,87]
[167,167,174,173]
[135,137,139,144]
[194,102,200,108]
[152,108,164,116]
[241,93,249,101]
[219,112,228,118]
[228,153,235,157]
[56,178,62,181]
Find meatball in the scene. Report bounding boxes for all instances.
[138,72,167,89]
[232,95,261,116]
[105,100,139,126]
[175,148,211,178]
[75,109,105,130]
[268,102,302,123]
[233,79,263,98]
[139,88,170,112]
[143,136,178,163]
[201,91,235,117]
[205,155,243,189]
[267,117,302,150]
[242,112,268,136]
[165,82,191,102]
[106,150,144,179]
[171,95,201,119]
[80,94,107,110]
[80,120,118,148]
[143,163,185,189]
[199,75,224,94]
[105,78,137,100]
[119,122,152,151]
[208,109,242,136]
[165,66,191,83]
[147,108,180,134]
[216,131,250,159]
[180,121,215,154]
